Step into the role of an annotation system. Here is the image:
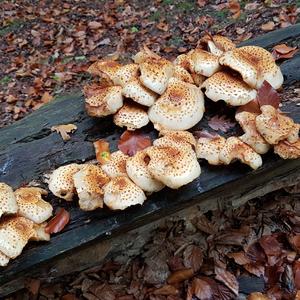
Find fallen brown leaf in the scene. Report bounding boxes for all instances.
[261,21,275,32]
[41,91,53,103]
[256,80,280,109]
[248,292,270,300]
[183,245,203,273]
[208,115,236,133]
[51,124,77,141]
[197,0,207,7]
[186,277,213,300]
[153,285,179,296]
[215,266,239,296]
[45,208,70,234]
[272,44,298,60]
[167,268,194,284]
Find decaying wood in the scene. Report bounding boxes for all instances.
[0,25,299,296]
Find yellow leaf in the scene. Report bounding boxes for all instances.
[51,124,77,141]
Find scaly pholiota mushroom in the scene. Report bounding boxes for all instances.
[73,164,110,211]
[101,150,128,178]
[0,182,18,218]
[112,63,140,87]
[204,35,236,57]
[274,139,300,159]
[87,60,121,83]
[103,176,146,210]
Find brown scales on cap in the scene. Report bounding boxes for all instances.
[202,34,236,57]
[112,63,139,87]
[0,183,18,218]
[87,60,121,83]
[101,150,128,178]
[255,105,300,145]
[274,139,300,159]
[15,187,53,224]
[201,71,257,106]
[173,65,194,84]
[103,176,146,210]
[113,102,149,131]
[73,164,110,211]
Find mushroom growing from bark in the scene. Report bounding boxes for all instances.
[103,176,146,210]
[235,111,270,154]
[112,63,139,87]
[219,137,263,170]
[201,71,257,106]
[101,150,128,178]
[126,150,165,193]
[146,145,201,189]
[274,139,300,159]
[255,105,300,145]
[48,163,81,201]
[85,86,123,117]
[202,34,236,56]
[0,183,18,218]
[15,187,53,224]
[87,60,121,82]
[148,77,205,131]
[73,164,110,211]
[113,102,149,130]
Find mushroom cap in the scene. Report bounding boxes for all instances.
[48,163,82,201]
[31,223,50,241]
[173,54,192,70]
[0,251,9,267]
[148,77,205,131]
[201,71,257,106]
[15,187,53,224]
[139,57,174,94]
[122,78,157,107]
[219,46,283,89]
[219,137,262,170]
[191,73,207,87]
[206,35,236,56]
[173,65,194,84]
[255,105,298,145]
[0,183,18,218]
[133,45,162,64]
[87,60,121,81]
[146,145,201,189]
[126,150,165,193]
[73,164,110,211]
[112,63,140,87]
[0,216,35,259]
[85,86,123,117]
[101,150,128,178]
[235,111,270,154]
[103,176,146,210]
[188,49,221,77]
[274,139,300,159]
[153,130,197,150]
[196,136,226,165]
[113,102,149,130]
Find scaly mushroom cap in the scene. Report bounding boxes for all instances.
[191,73,207,87]
[31,223,50,241]
[146,145,201,189]
[112,63,140,87]
[206,35,236,56]
[187,49,221,77]
[274,139,300,159]
[219,46,283,89]
[15,187,53,224]
[201,71,257,106]
[0,216,35,259]
[73,164,110,211]
[173,65,194,84]
[153,130,197,150]
[113,102,149,130]
[255,105,299,145]
[0,251,9,267]
[122,78,157,107]
[133,45,162,64]
[196,136,226,165]
[126,151,165,193]
[103,176,146,210]
[85,86,123,117]
[235,111,270,154]
[219,137,262,170]
[48,163,81,201]
[173,54,192,70]
[148,77,205,131]
[87,60,121,82]
[0,183,18,218]
[139,57,174,94]
[101,150,128,178]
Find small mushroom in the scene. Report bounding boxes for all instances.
[0,183,18,218]
[219,137,262,170]
[48,163,82,201]
[148,77,205,131]
[112,63,140,87]
[203,35,236,56]
[85,86,123,117]
[126,150,165,193]
[101,150,128,178]
[15,187,53,224]
[146,145,201,189]
[122,78,157,107]
[219,46,283,89]
[0,251,10,267]
[196,136,226,165]
[274,139,300,159]
[113,102,149,130]
[201,71,257,106]
[255,105,299,145]
[87,60,121,82]
[103,176,146,210]
[73,164,110,211]
[139,57,174,94]
[235,111,270,154]
[173,65,194,84]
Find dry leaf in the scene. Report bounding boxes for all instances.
[261,21,275,31]
[186,277,213,300]
[51,124,77,141]
[197,0,207,7]
[41,91,53,103]
[183,245,203,273]
[45,208,70,234]
[208,115,236,132]
[93,139,111,164]
[227,252,251,265]
[227,0,241,19]
[153,285,179,296]
[88,21,102,30]
[294,260,300,290]
[215,266,239,296]
[167,268,194,284]
[256,80,280,109]
[248,292,270,300]
[272,44,298,60]
[193,130,220,140]
[289,235,300,254]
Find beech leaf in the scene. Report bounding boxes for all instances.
[272,44,298,60]
[215,266,239,296]
[51,124,77,141]
[256,80,280,109]
[187,277,213,300]
[208,115,236,132]
[167,268,194,284]
[193,130,220,139]
[183,245,203,272]
[45,208,70,234]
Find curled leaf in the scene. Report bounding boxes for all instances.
[187,277,213,300]
[183,245,203,273]
[51,124,77,141]
[272,44,298,60]
[167,268,194,284]
[45,208,70,234]
[208,115,236,133]
[256,81,280,109]
[93,139,111,164]
[215,266,239,296]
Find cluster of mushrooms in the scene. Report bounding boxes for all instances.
[0,184,53,266]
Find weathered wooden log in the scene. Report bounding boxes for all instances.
[0,25,299,296]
